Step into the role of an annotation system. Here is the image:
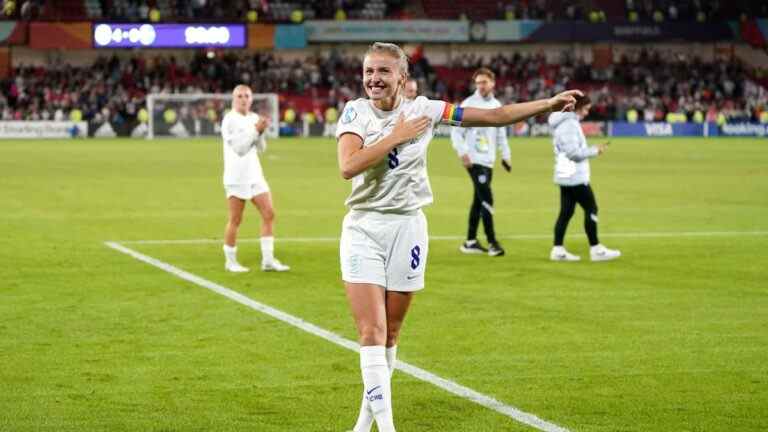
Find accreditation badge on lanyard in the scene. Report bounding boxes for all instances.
[475,129,490,152]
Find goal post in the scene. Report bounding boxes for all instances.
[145,93,279,139]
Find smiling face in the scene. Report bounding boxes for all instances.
[232,85,253,114]
[363,52,406,104]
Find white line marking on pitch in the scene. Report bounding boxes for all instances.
[104,241,570,432]
[117,230,768,245]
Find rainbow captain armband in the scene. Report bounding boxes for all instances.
[441,103,464,126]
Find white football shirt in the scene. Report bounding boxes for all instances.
[336,96,461,213]
[221,110,266,185]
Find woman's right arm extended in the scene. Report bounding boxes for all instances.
[337,114,430,180]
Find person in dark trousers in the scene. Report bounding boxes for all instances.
[548,95,621,262]
[451,68,511,257]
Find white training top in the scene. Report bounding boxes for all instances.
[221,110,267,185]
[450,91,510,169]
[336,96,460,213]
[548,111,598,186]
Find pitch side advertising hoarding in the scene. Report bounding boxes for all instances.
[716,123,768,137]
[0,121,87,138]
[610,122,707,137]
[305,20,468,42]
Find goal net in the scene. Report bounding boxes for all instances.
[144,93,279,139]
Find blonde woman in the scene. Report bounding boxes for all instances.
[336,42,581,431]
[221,85,289,273]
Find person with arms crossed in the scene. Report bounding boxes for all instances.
[221,84,290,272]
[336,42,582,432]
[548,94,620,262]
[451,67,511,257]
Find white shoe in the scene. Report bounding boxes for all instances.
[262,259,290,272]
[459,240,488,254]
[590,244,621,262]
[225,262,250,272]
[550,246,581,262]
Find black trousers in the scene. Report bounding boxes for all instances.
[554,184,599,246]
[466,164,497,244]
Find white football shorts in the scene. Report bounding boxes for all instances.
[225,179,270,200]
[340,209,429,292]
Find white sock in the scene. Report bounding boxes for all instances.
[386,345,397,375]
[223,244,237,263]
[552,245,565,253]
[359,346,395,432]
[260,236,274,263]
[353,345,398,432]
[352,394,373,432]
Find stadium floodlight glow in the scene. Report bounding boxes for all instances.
[93,23,246,48]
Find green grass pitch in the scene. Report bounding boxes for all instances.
[1,135,766,431]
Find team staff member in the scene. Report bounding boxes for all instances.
[451,68,511,257]
[548,94,620,262]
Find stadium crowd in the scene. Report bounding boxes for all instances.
[1,47,766,129]
[4,0,765,22]
[94,0,768,22]
[625,0,768,22]
[443,48,768,123]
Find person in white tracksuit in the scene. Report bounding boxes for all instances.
[548,94,621,262]
[451,68,511,257]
